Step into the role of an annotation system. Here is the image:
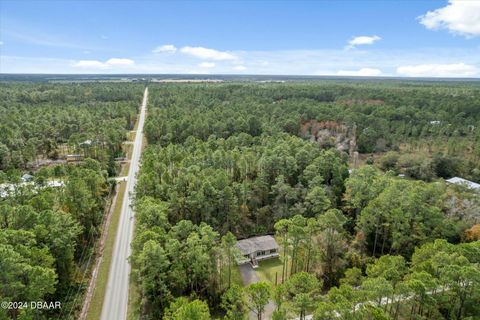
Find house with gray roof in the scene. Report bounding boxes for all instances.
[236,235,279,267]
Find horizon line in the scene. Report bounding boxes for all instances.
[1,73,480,81]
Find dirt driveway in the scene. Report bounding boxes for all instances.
[238,263,275,320]
[239,263,259,285]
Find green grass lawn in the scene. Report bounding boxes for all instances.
[231,264,243,287]
[219,264,244,288]
[256,257,290,286]
[86,181,126,320]
[124,144,133,159]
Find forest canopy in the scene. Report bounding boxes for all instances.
[0,82,143,320]
[131,81,480,320]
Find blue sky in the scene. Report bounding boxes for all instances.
[1,0,479,77]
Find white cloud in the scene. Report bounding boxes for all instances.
[397,63,478,77]
[233,65,247,71]
[419,0,480,37]
[180,46,236,60]
[198,62,216,68]
[153,44,177,54]
[336,68,382,76]
[73,58,135,69]
[105,58,135,66]
[347,35,381,49]
[74,60,107,69]
[4,46,479,77]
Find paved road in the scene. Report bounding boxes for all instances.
[111,176,128,182]
[100,87,148,320]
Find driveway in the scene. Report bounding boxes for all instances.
[239,263,275,320]
[239,263,259,285]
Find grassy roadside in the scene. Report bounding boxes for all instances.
[120,162,131,177]
[120,126,136,177]
[125,143,133,158]
[127,115,148,320]
[128,130,137,141]
[120,144,132,176]
[127,266,141,320]
[85,181,127,320]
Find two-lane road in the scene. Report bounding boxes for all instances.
[100,87,148,320]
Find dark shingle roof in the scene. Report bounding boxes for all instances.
[236,235,278,255]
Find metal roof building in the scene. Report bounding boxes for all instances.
[446,177,480,191]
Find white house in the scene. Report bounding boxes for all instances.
[236,235,279,267]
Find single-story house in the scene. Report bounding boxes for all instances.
[446,177,480,191]
[236,235,279,267]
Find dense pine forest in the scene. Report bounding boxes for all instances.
[131,81,480,320]
[0,83,143,174]
[0,82,144,319]
[0,80,479,320]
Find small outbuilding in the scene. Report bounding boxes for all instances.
[236,235,279,267]
[66,154,84,162]
[79,139,93,146]
[21,173,34,182]
[446,177,480,191]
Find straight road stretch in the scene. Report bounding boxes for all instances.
[100,87,148,320]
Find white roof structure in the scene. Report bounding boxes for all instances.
[21,173,34,182]
[80,139,93,146]
[46,180,65,188]
[0,180,65,198]
[446,177,480,190]
[236,235,278,256]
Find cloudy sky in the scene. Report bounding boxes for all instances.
[1,0,479,77]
